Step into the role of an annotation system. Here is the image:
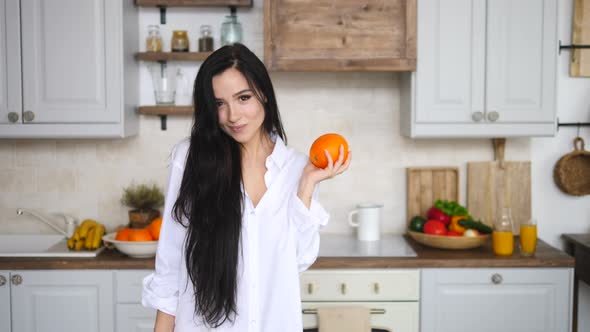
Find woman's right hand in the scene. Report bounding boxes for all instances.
[154,310,175,332]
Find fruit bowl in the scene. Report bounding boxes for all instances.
[406,231,490,250]
[102,233,158,258]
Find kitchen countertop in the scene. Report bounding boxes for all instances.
[0,234,574,270]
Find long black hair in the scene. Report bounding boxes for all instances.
[172,43,286,328]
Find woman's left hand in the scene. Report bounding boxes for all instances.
[297,145,352,207]
[303,144,352,185]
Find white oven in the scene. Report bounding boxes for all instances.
[300,269,420,332]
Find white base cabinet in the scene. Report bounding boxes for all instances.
[115,270,156,332]
[0,272,10,332]
[420,268,573,332]
[0,270,114,332]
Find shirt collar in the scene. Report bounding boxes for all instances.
[267,134,288,170]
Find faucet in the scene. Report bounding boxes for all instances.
[16,208,77,238]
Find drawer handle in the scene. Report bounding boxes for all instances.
[491,273,503,284]
[373,282,380,294]
[340,283,347,295]
[0,275,6,287]
[307,283,314,294]
[303,308,386,315]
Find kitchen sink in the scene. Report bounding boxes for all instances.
[0,234,104,257]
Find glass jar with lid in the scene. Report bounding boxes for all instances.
[146,25,162,52]
[171,30,189,52]
[198,25,214,52]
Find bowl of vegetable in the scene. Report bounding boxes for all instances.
[406,200,492,250]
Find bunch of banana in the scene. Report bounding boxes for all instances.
[67,219,106,251]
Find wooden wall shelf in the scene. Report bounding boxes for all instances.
[135,0,252,7]
[138,106,194,115]
[135,52,212,62]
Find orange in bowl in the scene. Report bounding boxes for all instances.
[147,217,163,240]
[128,228,154,241]
[115,227,133,241]
[309,133,349,168]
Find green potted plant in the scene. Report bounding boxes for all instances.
[121,183,165,229]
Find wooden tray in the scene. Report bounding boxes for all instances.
[407,231,490,250]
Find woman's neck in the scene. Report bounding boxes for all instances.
[240,131,274,164]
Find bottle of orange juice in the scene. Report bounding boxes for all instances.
[493,208,514,256]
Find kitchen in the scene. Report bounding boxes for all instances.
[0,0,589,331]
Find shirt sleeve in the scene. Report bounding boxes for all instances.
[142,158,186,316]
[288,185,330,272]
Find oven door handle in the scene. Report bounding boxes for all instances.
[302,308,386,315]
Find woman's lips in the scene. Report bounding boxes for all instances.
[230,124,246,133]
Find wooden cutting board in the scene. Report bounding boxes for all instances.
[570,0,590,77]
[406,167,459,225]
[467,139,531,234]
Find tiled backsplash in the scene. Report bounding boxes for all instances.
[0,72,530,235]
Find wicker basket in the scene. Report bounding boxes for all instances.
[554,137,590,196]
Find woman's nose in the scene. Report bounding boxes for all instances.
[227,104,241,122]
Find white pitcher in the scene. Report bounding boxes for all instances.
[348,203,383,242]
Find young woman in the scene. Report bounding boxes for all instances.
[142,43,351,331]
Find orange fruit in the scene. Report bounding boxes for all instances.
[115,228,133,241]
[128,229,154,242]
[309,133,349,169]
[147,217,163,240]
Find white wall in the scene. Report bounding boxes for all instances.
[532,1,590,330]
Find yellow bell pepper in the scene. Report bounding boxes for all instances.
[448,215,467,234]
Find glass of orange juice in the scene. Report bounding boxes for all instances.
[519,218,537,256]
[493,208,514,256]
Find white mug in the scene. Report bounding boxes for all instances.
[348,203,383,241]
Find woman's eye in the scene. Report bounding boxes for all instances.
[215,100,224,107]
[239,95,251,102]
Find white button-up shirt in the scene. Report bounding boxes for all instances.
[142,136,330,332]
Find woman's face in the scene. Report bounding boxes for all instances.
[213,67,265,145]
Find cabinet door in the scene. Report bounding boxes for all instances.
[421,268,573,332]
[415,0,486,123]
[10,270,114,332]
[0,0,21,125]
[20,0,121,124]
[486,0,557,123]
[0,271,10,332]
[116,304,156,332]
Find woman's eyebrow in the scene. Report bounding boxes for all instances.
[232,89,251,97]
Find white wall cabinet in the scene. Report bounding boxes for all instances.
[0,0,138,138]
[401,0,558,138]
[1,270,114,332]
[421,268,573,332]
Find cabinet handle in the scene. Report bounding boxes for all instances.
[307,283,314,294]
[7,112,19,123]
[471,111,484,122]
[373,282,380,294]
[303,308,386,315]
[0,275,6,286]
[340,283,347,295]
[11,274,22,286]
[23,111,35,122]
[487,111,499,122]
[491,273,503,284]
